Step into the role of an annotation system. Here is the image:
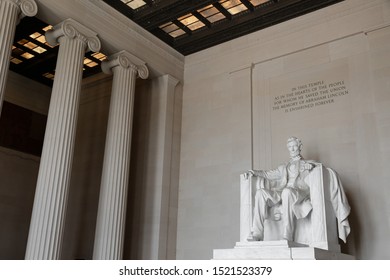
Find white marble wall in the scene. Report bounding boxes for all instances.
[126,76,182,260]
[4,71,51,115]
[0,72,112,259]
[62,74,182,260]
[2,0,390,261]
[61,73,112,259]
[178,0,390,259]
[0,0,185,260]
[0,147,39,259]
[0,72,50,259]
[0,69,181,259]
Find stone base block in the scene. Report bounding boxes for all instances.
[213,241,354,260]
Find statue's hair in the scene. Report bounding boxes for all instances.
[287,136,302,147]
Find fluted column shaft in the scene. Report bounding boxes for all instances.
[0,0,37,115]
[25,19,101,260]
[93,51,148,259]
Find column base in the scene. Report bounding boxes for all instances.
[213,240,354,260]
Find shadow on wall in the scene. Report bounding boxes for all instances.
[124,80,153,260]
[0,147,39,259]
[62,77,112,260]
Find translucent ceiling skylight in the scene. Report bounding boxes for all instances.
[157,0,259,38]
[178,14,205,31]
[159,22,186,38]
[120,0,147,10]
[220,0,248,15]
[198,5,226,24]
[10,24,107,80]
[250,0,269,6]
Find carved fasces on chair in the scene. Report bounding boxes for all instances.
[303,164,340,251]
[240,174,254,242]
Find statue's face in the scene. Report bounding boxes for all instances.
[287,140,301,158]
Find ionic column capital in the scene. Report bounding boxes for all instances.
[101,50,149,79]
[166,74,180,88]
[45,18,101,52]
[0,0,37,115]
[4,0,38,18]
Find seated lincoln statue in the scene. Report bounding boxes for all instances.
[242,137,351,250]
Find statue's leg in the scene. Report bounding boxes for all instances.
[251,189,279,241]
[281,188,298,241]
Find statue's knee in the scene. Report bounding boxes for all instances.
[257,189,267,199]
[281,188,294,199]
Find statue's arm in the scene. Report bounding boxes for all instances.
[244,167,281,180]
[243,169,264,179]
[301,160,320,173]
[263,167,283,180]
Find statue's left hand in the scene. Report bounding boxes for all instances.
[304,163,314,171]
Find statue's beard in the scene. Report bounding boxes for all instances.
[290,151,301,159]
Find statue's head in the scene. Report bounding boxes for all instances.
[286,136,302,158]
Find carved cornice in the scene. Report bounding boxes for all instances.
[101,50,149,79]
[45,18,101,53]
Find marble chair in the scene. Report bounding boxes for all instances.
[240,164,343,252]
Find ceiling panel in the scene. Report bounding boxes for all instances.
[103,0,344,55]
[8,0,343,86]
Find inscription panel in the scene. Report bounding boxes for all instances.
[268,60,351,120]
[262,59,353,165]
[272,80,349,113]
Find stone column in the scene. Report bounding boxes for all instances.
[93,51,148,260]
[25,19,101,260]
[0,0,37,115]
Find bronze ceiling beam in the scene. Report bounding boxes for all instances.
[133,0,221,29]
[213,2,232,21]
[102,0,134,18]
[173,19,193,35]
[132,0,188,18]
[192,11,212,29]
[143,0,154,7]
[240,0,255,12]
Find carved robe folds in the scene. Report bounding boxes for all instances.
[241,164,351,252]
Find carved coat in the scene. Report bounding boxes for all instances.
[255,159,315,219]
[254,160,351,242]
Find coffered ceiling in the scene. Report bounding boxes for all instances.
[9,0,343,86]
[103,0,343,55]
[10,17,107,86]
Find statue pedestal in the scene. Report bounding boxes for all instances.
[213,241,354,260]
